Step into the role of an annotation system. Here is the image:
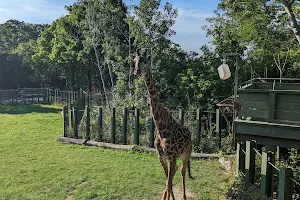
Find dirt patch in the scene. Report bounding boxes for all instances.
[147,186,196,200]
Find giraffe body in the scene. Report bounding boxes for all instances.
[134,52,193,200]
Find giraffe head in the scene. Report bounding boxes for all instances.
[134,49,148,76]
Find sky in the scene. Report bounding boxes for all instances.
[0,0,220,52]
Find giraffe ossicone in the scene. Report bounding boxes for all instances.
[134,51,194,200]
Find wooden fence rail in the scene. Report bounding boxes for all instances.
[62,106,228,151]
[236,141,299,200]
[0,88,79,105]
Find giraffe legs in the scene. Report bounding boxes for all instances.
[161,157,177,200]
[180,154,190,200]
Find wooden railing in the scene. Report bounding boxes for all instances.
[236,141,300,200]
[62,106,230,152]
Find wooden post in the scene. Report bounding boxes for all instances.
[97,107,103,141]
[31,89,34,103]
[122,108,128,145]
[216,109,221,149]
[236,142,246,176]
[24,88,26,104]
[37,89,40,104]
[111,108,116,144]
[179,108,184,126]
[73,106,78,139]
[70,104,74,128]
[278,168,293,200]
[47,88,50,104]
[85,105,90,141]
[149,117,155,148]
[63,106,68,137]
[196,108,201,148]
[245,140,256,186]
[134,108,140,145]
[43,88,46,103]
[260,147,275,198]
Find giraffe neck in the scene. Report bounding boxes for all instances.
[143,68,162,123]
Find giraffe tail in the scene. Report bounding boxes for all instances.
[188,160,195,179]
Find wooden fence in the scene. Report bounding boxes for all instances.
[62,106,228,150]
[0,88,79,105]
[236,141,300,200]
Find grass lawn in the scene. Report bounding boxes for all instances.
[0,104,233,200]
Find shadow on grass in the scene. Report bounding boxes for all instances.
[0,104,61,114]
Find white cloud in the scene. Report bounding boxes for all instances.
[0,0,75,24]
[170,7,213,52]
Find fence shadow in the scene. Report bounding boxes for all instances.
[0,104,61,114]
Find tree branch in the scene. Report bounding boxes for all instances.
[281,0,300,44]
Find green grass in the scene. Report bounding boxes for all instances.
[0,104,233,200]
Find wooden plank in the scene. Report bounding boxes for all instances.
[240,108,268,120]
[245,140,255,186]
[149,117,155,148]
[240,89,300,94]
[236,142,246,176]
[260,147,275,198]
[275,102,300,113]
[236,121,300,140]
[111,108,116,144]
[97,107,103,142]
[277,93,300,102]
[195,108,201,147]
[275,110,300,122]
[58,137,219,159]
[134,108,140,145]
[237,134,300,149]
[216,109,221,149]
[122,108,128,145]
[268,92,275,123]
[239,92,269,101]
[241,100,269,110]
[179,109,184,126]
[278,168,293,200]
[253,83,300,90]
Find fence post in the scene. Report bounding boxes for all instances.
[97,107,103,142]
[85,105,90,141]
[47,88,50,104]
[179,108,184,126]
[37,89,40,104]
[31,89,34,103]
[149,117,155,148]
[43,88,46,103]
[122,108,128,145]
[111,107,116,144]
[63,106,68,137]
[278,168,293,200]
[196,108,201,148]
[260,146,275,198]
[245,140,256,186]
[70,104,74,128]
[134,108,140,145]
[236,142,246,176]
[216,109,221,149]
[24,88,27,104]
[73,106,78,139]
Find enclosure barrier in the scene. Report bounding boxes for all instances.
[62,106,228,150]
[236,141,300,200]
[0,88,79,105]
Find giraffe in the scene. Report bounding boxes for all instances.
[134,51,194,200]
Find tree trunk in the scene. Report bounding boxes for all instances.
[93,45,110,109]
[282,0,300,44]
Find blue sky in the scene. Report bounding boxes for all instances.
[0,0,220,52]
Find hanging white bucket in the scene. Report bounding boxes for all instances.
[218,63,231,80]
